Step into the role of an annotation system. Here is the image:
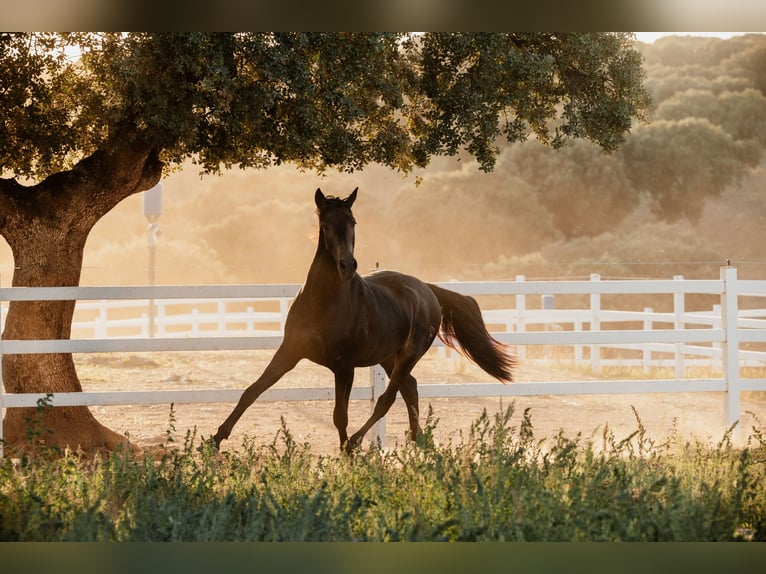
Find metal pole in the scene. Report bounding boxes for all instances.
[720,265,741,434]
[515,275,526,360]
[369,364,387,448]
[147,222,158,337]
[143,183,162,338]
[673,275,686,379]
[590,273,602,372]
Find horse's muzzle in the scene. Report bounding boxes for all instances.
[338,257,358,280]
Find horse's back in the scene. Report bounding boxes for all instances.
[362,270,441,323]
[363,269,432,300]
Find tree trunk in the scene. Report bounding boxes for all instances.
[1,231,131,454]
[1,138,162,455]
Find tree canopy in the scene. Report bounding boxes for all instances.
[1,32,648,182]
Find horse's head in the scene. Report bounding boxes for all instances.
[315,187,358,281]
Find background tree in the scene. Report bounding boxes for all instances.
[502,139,635,238]
[654,88,766,144]
[721,38,766,95]
[618,118,761,222]
[0,32,648,453]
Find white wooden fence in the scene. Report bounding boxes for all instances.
[1,266,765,454]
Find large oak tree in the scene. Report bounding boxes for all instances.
[0,32,648,453]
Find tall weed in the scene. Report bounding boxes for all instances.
[1,403,764,541]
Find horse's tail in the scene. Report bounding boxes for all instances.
[428,284,515,382]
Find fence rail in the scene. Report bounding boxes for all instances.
[1,266,765,455]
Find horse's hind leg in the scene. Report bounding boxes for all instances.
[398,374,422,440]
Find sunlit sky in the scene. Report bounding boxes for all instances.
[633,31,761,43]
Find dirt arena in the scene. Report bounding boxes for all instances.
[77,349,766,455]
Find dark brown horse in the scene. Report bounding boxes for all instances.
[212,188,515,452]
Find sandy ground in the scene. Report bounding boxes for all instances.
[75,349,766,455]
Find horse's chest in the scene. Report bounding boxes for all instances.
[318,311,390,351]
[300,306,404,364]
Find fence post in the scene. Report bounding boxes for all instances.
[720,265,741,431]
[673,275,685,379]
[542,294,554,359]
[590,273,601,372]
[191,309,200,335]
[246,307,255,334]
[712,303,722,370]
[574,320,584,364]
[369,364,387,448]
[217,301,226,335]
[96,299,108,338]
[515,275,526,360]
[159,301,169,336]
[643,307,653,373]
[279,299,289,332]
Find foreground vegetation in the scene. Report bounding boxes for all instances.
[1,404,764,541]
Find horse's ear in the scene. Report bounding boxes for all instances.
[315,188,326,208]
[345,187,358,207]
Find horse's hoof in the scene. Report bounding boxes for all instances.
[344,437,362,455]
[198,435,221,453]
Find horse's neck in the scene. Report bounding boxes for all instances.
[302,247,346,301]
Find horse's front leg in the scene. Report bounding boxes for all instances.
[213,345,299,449]
[332,367,354,450]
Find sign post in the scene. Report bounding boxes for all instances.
[143,183,162,337]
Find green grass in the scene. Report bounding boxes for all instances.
[1,404,765,541]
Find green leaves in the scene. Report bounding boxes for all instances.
[1,33,648,182]
[412,33,648,172]
[0,33,80,177]
[2,405,764,541]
